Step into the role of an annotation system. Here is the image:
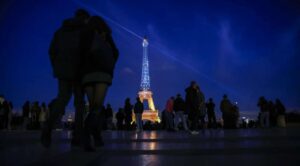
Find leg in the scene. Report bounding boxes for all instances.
[84,83,108,150]
[41,80,72,148]
[180,112,188,131]
[212,113,217,128]
[174,112,180,130]
[265,112,270,128]
[136,114,141,131]
[72,82,85,146]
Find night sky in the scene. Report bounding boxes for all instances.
[1,0,300,114]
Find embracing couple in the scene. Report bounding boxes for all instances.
[41,9,119,151]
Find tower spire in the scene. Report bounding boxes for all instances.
[140,37,150,91]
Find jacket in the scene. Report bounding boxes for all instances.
[134,101,144,114]
[80,28,119,78]
[49,18,85,80]
[174,97,185,112]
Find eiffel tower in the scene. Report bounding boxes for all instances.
[136,37,160,123]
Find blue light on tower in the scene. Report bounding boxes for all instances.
[140,37,150,91]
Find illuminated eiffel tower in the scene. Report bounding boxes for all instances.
[136,37,160,123]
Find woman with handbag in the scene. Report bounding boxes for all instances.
[80,16,119,151]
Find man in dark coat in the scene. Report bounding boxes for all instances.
[257,96,269,128]
[174,94,188,131]
[220,94,233,128]
[41,9,90,148]
[206,98,217,128]
[185,81,201,134]
[134,97,144,132]
[124,98,133,130]
[116,108,125,130]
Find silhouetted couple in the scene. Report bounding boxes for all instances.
[41,9,119,151]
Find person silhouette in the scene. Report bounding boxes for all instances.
[41,9,90,148]
[80,15,119,151]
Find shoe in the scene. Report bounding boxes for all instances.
[41,127,51,148]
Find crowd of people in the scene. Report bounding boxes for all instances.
[0,95,13,130]
[257,97,286,128]
[0,85,289,133]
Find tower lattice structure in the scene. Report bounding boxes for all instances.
[136,37,160,123]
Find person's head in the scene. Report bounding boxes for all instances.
[125,98,130,103]
[275,99,281,104]
[259,96,265,101]
[136,97,141,102]
[190,81,197,88]
[74,9,90,23]
[176,94,181,98]
[209,98,213,102]
[170,96,175,100]
[223,94,228,99]
[88,16,111,35]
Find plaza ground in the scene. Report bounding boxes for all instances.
[1,127,300,166]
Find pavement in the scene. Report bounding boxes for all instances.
[1,127,300,166]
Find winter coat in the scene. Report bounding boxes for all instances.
[173,97,185,112]
[206,102,215,115]
[185,86,199,113]
[124,103,133,117]
[49,18,85,80]
[165,99,174,113]
[220,99,232,114]
[134,102,144,114]
[80,27,119,79]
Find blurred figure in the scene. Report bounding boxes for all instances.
[232,102,240,128]
[134,97,144,132]
[41,9,90,148]
[39,103,49,130]
[116,108,125,130]
[7,101,13,130]
[0,96,4,129]
[257,96,269,128]
[80,15,119,151]
[165,97,175,131]
[185,81,200,135]
[173,94,188,131]
[196,86,206,132]
[31,102,41,129]
[105,104,114,130]
[220,95,233,129]
[275,99,286,127]
[124,98,133,130]
[206,98,217,128]
[22,101,30,130]
[268,101,277,127]
[2,101,10,130]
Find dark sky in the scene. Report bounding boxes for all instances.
[0,0,300,113]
